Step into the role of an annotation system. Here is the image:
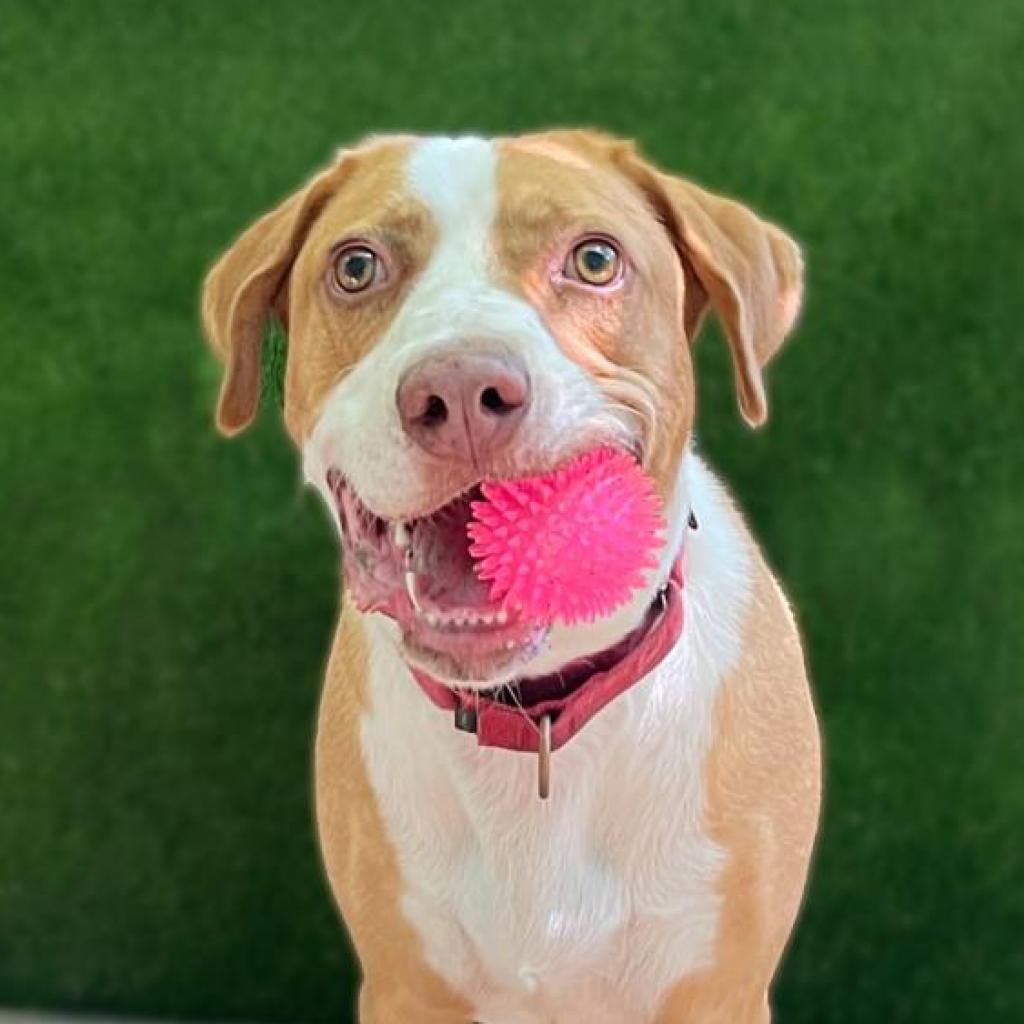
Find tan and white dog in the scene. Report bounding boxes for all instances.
[201,130,821,1023]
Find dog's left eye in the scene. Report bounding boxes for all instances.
[332,245,381,293]
[569,238,622,287]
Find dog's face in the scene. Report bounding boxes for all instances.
[202,131,802,685]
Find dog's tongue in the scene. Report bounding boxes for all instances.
[412,495,496,611]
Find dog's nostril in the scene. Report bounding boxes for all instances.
[481,386,516,415]
[419,394,448,428]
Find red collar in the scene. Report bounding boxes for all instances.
[411,553,685,754]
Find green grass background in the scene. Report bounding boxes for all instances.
[1,0,1021,1021]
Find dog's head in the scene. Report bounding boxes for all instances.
[201,131,803,686]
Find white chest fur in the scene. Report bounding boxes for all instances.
[358,455,752,1023]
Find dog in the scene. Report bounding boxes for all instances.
[201,130,821,1023]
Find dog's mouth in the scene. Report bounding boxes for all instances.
[327,471,546,680]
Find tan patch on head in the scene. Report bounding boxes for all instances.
[283,141,438,440]
[494,134,695,501]
[507,136,595,171]
[504,129,806,432]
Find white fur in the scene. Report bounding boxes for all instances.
[358,451,754,1021]
[407,136,498,286]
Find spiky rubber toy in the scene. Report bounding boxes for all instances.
[467,448,664,625]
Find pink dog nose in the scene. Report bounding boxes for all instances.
[397,351,531,464]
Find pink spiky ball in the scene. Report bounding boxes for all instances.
[467,447,665,625]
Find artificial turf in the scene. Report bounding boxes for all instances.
[1,1,1022,1021]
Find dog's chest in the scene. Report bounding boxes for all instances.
[360,634,727,1023]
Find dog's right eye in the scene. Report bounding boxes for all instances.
[332,245,381,293]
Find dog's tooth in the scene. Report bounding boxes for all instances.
[424,612,439,628]
[478,613,493,626]
[392,521,411,550]
[505,640,516,650]
[496,609,508,626]
[404,570,422,612]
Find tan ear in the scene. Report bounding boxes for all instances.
[200,158,353,435]
[614,147,804,426]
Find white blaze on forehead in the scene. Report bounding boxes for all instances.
[406,136,498,284]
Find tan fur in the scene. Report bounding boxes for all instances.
[316,603,472,1021]
[201,130,819,1022]
[653,532,820,1023]
[496,137,692,504]
[521,131,803,427]
[609,141,804,427]
[494,130,803,498]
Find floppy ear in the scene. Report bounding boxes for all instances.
[614,147,804,426]
[200,158,353,435]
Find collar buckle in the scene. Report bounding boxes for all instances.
[453,704,478,734]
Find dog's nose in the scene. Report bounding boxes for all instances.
[397,351,531,464]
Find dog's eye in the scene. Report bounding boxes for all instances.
[570,239,621,286]
[333,245,380,293]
